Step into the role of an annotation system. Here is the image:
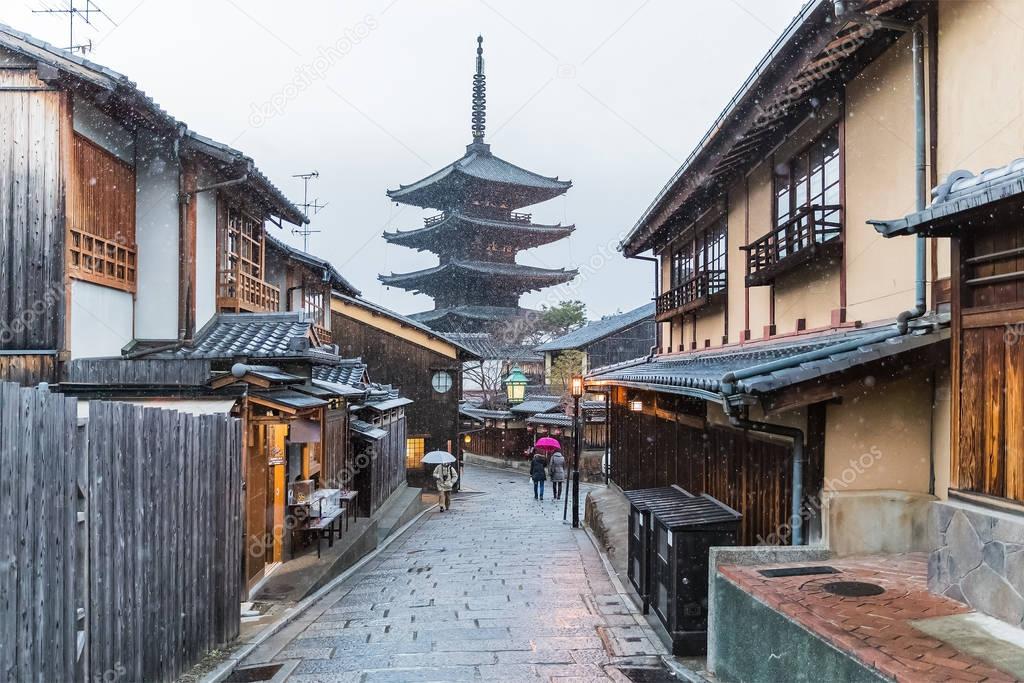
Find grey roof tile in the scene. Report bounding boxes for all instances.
[158,312,340,363]
[509,399,561,415]
[313,359,368,387]
[587,315,950,400]
[535,303,655,352]
[871,157,1024,237]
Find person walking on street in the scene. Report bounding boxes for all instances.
[548,450,567,500]
[433,462,459,512]
[530,451,547,500]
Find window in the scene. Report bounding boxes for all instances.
[668,216,727,295]
[774,124,840,255]
[217,207,280,312]
[406,437,426,469]
[431,371,453,394]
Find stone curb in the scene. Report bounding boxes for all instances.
[200,502,439,683]
[582,525,710,683]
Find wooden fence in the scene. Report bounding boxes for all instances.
[0,382,243,683]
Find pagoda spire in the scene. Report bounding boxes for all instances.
[471,35,486,143]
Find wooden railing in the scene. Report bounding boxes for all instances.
[313,322,331,344]
[744,204,842,286]
[656,269,727,319]
[68,228,137,292]
[217,267,280,313]
[424,212,447,227]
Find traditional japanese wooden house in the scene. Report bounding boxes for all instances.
[328,293,480,487]
[266,234,360,344]
[588,0,955,554]
[535,303,656,385]
[0,25,306,385]
[380,36,577,333]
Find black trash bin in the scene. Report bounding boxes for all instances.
[649,494,740,656]
[623,486,693,613]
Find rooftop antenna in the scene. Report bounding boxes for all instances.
[291,171,327,252]
[32,0,115,54]
[471,35,486,144]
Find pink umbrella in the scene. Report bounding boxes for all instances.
[535,437,561,452]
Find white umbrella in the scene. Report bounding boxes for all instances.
[422,451,456,465]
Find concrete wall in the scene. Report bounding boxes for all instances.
[134,130,180,340]
[69,279,134,358]
[195,171,219,329]
[823,490,935,557]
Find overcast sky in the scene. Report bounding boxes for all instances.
[2,0,807,319]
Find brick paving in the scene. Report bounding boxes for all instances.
[240,465,667,682]
[719,554,1016,682]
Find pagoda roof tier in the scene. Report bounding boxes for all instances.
[411,305,540,327]
[378,259,577,295]
[382,211,575,252]
[386,142,571,211]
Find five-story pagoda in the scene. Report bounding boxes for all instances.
[381,36,577,332]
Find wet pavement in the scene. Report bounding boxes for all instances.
[239,464,668,682]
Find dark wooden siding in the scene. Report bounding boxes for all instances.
[0,69,65,353]
[0,353,57,385]
[466,425,532,460]
[585,318,656,370]
[608,387,798,545]
[332,312,462,457]
[952,221,1024,502]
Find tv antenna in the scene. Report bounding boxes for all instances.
[292,171,327,252]
[32,1,116,55]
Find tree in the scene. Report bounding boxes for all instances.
[539,300,587,340]
[548,349,586,394]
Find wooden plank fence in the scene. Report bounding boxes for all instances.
[0,382,243,683]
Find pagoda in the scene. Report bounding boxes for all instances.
[381,36,577,333]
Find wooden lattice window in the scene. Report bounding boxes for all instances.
[67,134,137,292]
[405,437,425,469]
[217,206,280,312]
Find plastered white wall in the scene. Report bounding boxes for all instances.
[195,175,218,329]
[70,280,133,358]
[72,98,134,163]
[134,130,180,340]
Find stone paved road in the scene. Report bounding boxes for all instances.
[241,465,668,682]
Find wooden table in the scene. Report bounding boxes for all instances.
[338,490,358,531]
[288,489,345,559]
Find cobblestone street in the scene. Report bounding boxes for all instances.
[241,465,668,682]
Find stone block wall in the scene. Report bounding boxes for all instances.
[929,500,1024,626]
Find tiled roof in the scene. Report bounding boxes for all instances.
[587,316,950,403]
[442,332,541,362]
[379,260,577,287]
[510,399,562,416]
[313,359,368,387]
[413,306,539,327]
[535,303,656,352]
[526,413,573,427]
[871,157,1024,237]
[383,212,574,250]
[266,233,360,296]
[332,294,481,359]
[164,313,341,363]
[386,142,571,210]
[460,405,514,421]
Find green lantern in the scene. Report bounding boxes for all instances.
[503,365,529,404]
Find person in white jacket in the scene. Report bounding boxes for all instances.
[432,462,459,512]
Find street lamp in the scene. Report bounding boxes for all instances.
[570,374,584,528]
[503,365,529,404]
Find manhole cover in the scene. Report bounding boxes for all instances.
[226,663,283,682]
[822,581,885,597]
[760,565,838,578]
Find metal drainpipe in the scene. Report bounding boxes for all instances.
[832,2,927,332]
[728,413,806,546]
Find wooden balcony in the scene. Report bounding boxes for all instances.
[217,267,280,313]
[656,269,727,322]
[68,228,137,292]
[744,204,843,287]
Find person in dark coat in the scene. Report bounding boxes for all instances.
[530,452,547,500]
[548,451,567,500]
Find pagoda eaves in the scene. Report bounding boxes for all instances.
[383,211,575,252]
